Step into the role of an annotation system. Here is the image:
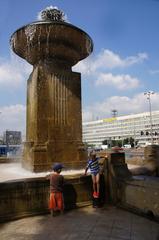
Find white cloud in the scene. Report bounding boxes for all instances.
[82,92,159,122]
[96,73,140,90]
[93,50,147,70]
[0,56,32,89]
[74,49,148,75]
[0,104,26,135]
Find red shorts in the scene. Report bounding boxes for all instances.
[49,192,64,211]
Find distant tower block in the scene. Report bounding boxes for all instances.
[10,7,93,172]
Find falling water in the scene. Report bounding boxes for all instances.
[86,37,93,55]
[46,25,51,56]
[10,34,16,50]
[37,25,42,52]
[24,24,37,60]
[25,25,36,41]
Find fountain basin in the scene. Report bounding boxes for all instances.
[11,21,93,66]
[0,174,92,222]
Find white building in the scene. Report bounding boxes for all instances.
[82,110,159,147]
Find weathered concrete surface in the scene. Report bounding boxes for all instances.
[144,145,159,175]
[0,175,93,223]
[23,63,87,172]
[130,145,159,176]
[119,176,159,220]
[107,152,159,221]
[106,152,132,205]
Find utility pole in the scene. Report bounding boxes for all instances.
[144,91,154,144]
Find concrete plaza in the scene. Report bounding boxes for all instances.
[0,205,158,240]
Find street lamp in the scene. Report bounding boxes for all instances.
[144,91,154,144]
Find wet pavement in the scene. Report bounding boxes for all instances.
[0,205,158,240]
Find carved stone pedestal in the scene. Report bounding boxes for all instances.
[22,63,87,172]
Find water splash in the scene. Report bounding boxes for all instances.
[37,25,42,53]
[85,37,93,55]
[37,6,68,22]
[10,34,16,50]
[0,162,84,182]
[24,25,37,61]
[25,25,36,41]
[46,25,51,56]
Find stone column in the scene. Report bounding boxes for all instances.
[23,61,87,172]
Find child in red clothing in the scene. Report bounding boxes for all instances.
[48,163,64,216]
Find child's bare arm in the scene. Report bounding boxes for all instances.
[84,166,89,175]
[46,174,50,179]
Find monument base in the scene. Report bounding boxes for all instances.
[23,141,87,172]
[22,64,87,173]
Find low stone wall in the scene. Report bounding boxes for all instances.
[1,150,159,223]
[117,176,159,221]
[0,174,93,222]
[119,176,159,220]
[107,152,159,221]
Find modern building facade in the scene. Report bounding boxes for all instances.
[82,110,159,147]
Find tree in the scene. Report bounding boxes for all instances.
[111,140,122,147]
[123,138,129,145]
[102,139,108,145]
[129,137,135,147]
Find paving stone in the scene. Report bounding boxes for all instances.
[90,226,112,237]
[111,227,131,240]
[0,205,158,240]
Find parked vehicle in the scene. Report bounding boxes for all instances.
[124,144,131,148]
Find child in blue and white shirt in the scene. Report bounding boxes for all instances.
[85,151,100,198]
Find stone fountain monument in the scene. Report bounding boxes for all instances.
[10,7,93,172]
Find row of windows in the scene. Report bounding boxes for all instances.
[82,111,159,145]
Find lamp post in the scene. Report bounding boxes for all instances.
[144,91,154,144]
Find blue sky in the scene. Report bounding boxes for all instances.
[0,0,159,134]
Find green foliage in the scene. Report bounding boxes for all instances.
[111,140,122,147]
[102,139,108,145]
[102,137,138,148]
[83,142,95,148]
